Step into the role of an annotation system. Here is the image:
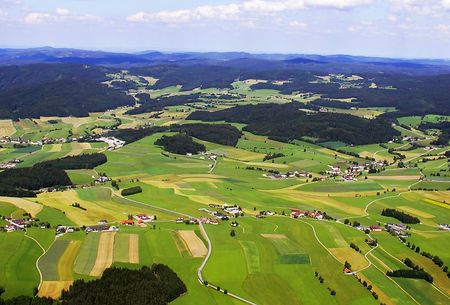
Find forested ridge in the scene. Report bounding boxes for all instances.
[188,103,399,145]
[171,123,242,146]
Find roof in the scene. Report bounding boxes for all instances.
[121,220,135,224]
[344,268,352,273]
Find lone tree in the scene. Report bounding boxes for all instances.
[230,229,236,237]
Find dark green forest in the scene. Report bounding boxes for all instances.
[188,103,399,145]
[171,124,242,146]
[0,265,186,305]
[37,154,107,170]
[60,265,186,305]
[155,134,205,155]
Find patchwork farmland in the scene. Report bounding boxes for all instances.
[0,72,448,305]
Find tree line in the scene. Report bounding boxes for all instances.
[381,208,420,224]
[0,265,186,305]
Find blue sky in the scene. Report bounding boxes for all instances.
[1,0,450,58]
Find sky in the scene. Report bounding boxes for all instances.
[1,0,450,58]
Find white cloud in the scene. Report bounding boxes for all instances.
[289,20,307,28]
[127,0,374,24]
[390,0,450,15]
[127,4,241,24]
[24,12,50,24]
[0,9,8,17]
[24,9,101,24]
[56,8,70,16]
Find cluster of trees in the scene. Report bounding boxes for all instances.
[263,152,285,161]
[171,124,242,147]
[0,166,72,197]
[60,265,186,305]
[155,134,205,155]
[37,153,107,170]
[121,186,143,196]
[381,208,420,224]
[386,269,433,283]
[188,103,399,145]
[350,242,361,252]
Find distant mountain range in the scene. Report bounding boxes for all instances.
[1,47,450,75]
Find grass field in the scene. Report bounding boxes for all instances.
[0,87,448,304]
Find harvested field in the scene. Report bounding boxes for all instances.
[66,142,91,157]
[260,234,286,239]
[38,281,73,299]
[89,232,116,277]
[177,230,207,258]
[48,144,62,152]
[0,120,15,137]
[128,234,139,264]
[58,241,81,280]
[329,247,367,271]
[0,197,42,216]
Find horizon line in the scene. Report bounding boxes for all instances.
[1,45,450,62]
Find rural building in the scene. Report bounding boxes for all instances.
[134,214,156,223]
[370,225,383,232]
[120,220,135,226]
[85,225,118,232]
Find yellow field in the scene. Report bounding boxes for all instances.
[177,230,207,258]
[48,144,62,152]
[0,120,15,137]
[397,206,435,218]
[141,76,158,85]
[60,117,92,128]
[261,234,286,239]
[58,241,81,280]
[0,197,43,216]
[90,232,116,277]
[263,189,364,215]
[65,142,91,157]
[38,281,73,299]
[329,247,367,271]
[129,234,139,264]
[38,189,160,225]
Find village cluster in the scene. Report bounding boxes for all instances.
[325,160,386,182]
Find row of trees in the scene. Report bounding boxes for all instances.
[381,208,420,224]
[121,186,143,196]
